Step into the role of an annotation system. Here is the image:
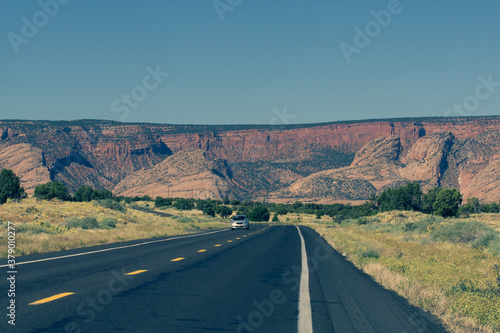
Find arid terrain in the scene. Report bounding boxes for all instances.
[1,116,499,203]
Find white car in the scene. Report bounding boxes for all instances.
[231,215,249,230]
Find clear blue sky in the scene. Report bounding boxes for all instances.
[1,0,499,125]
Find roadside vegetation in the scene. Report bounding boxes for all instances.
[304,212,500,333]
[1,169,500,331]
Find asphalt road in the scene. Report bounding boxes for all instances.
[0,225,447,332]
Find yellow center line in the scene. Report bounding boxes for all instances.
[243,235,247,237]
[215,244,222,247]
[198,249,207,253]
[171,257,185,262]
[29,292,74,305]
[236,238,241,240]
[126,270,148,276]
[227,240,233,242]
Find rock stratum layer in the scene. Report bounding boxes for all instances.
[0,117,499,203]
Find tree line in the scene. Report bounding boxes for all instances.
[1,168,499,221]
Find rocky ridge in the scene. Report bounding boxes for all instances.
[0,117,499,202]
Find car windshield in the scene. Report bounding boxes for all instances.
[233,216,246,220]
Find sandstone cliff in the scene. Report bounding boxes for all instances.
[0,117,499,202]
[113,149,239,199]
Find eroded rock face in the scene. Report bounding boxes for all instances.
[351,136,402,167]
[0,143,51,194]
[400,133,453,187]
[0,117,499,202]
[273,130,500,203]
[113,149,235,199]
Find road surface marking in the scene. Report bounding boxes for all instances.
[243,235,247,237]
[215,244,222,247]
[126,270,148,275]
[0,229,229,268]
[296,226,313,333]
[171,257,185,262]
[236,238,241,239]
[198,249,207,253]
[29,292,75,305]
[227,240,233,242]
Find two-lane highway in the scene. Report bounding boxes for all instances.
[1,225,447,332]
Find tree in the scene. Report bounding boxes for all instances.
[276,204,288,215]
[35,182,69,201]
[377,183,422,212]
[421,187,443,214]
[95,189,113,200]
[155,196,172,208]
[433,189,462,218]
[74,185,96,202]
[272,213,279,222]
[0,169,26,204]
[248,206,270,222]
[202,205,216,217]
[466,197,481,214]
[216,205,233,218]
[34,182,71,201]
[173,198,194,210]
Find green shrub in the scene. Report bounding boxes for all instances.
[81,217,100,229]
[202,205,216,217]
[25,206,39,214]
[356,217,369,225]
[403,216,443,233]
[34,181,71,201]
[96,199,126,212]
[173,198,194,210]
[173,216,195,223]
[216,205,233,218]
[433,188,462,218]
[65,217,81,229]
[65,217,100,229]
[248,206,270,222]
[155,196,172,207]
[272,213,279,222]
[360,248,380,259]
[100,217,117,229]
[403,222,417,232]
[431,221,498,245]
[472,233,497,249]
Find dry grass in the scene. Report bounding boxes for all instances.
[303,211,500,332]
[0,198,228,257]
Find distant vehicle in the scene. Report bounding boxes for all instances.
[231,215,249,230]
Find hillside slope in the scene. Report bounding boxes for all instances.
[1,117,499,202]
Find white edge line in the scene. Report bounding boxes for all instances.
[0,228,229,267]
[296,226,313,333]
